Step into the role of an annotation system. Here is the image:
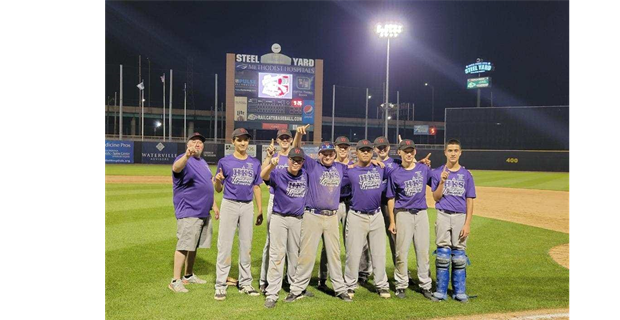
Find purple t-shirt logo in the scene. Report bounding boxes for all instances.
[404,172,424,196]
[443,174,467,197]
[231,164,255,185]
[286,178,307,198]
[319,169,340,187]
[359,169,381,190]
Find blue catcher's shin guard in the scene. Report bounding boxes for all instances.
[433,247,451,300]
[451,249,470,302]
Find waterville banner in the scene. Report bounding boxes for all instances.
[141,142,181,164]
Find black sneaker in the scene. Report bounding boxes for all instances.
[347,289,355,298]
[358,277,368,285]
[422,289,438,301]
[378,288,391,299]
[302,290,315,298]
[395,289,406,299]
[264,299,276,308]
[337,292,353,302]
[259,284,267,295]
[317,281,329,292]
[284,292,303,303]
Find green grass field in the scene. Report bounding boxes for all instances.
[106,164,569,320]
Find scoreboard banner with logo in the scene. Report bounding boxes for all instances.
[234,62,315,126]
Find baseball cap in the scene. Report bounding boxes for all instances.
[374,136,389,147]
[232,128,252,139]
[277,129,292,139]
[318,141,336,153]
[356,139,373,150]
[334,136,350,146]
[398,139,416,150]
[188,132,206,142]
[288,147,305,159]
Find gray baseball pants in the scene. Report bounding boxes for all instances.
[318,200,348,281]
[394,209,432,290]
[265,213,302,301]
[435,210,468,250]
[381,204,397,266]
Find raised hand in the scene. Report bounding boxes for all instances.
[418,153,432,167]
[297,124,311,135]
[267,138,275,157]
[186,140,198,158]
[398,134,403,143]
[215,168,225,183]
[440,165,449,183]
[270,156,280,167]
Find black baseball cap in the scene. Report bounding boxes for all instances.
[277,129,292,138]
[374,136,389,147]
[288,147,305,159]
[356,139,373,150]
[334,136,350,146]
[398,139,416,150]
[232,128,252,139]
[188,132,206,142]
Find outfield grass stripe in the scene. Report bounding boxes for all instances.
[106,188,171,197]
[106,191,173,203]
[106,197,174,213]
[106,217,176,251]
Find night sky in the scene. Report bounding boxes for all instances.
[105,1,569,121]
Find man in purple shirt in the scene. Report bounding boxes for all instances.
[285,124,352,303]
[259,129,293,294]
[168,133,220,293]
[431,139,476,302]
[260,147,307,308]
[386,139,437,300]
[342,139,391,299]
[213,128,264,300]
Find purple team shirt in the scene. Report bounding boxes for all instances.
[386,163,432,210]
[380,157,399,204]
[345,164,385,212]
[172,155,214,219]
[268,154,290,195]
[431,165,477,213]
[216,155,262,202]
[339,159,355,198]
[303,154,347,211]
[268,167,307,216]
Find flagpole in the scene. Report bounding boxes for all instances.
[169,69,173,141]
[162,73,166,141]
[214,74,218,142]
[184,83,187,141]
[141,82,144,141]
[120,64,123,140]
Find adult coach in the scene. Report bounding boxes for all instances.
[168,133,219,293]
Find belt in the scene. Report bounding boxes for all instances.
[272,211,303,218]
[395,208,422,214]
[224,198,252,204]
[351,208,381,215]
[305,207,337,216]
[440,209,463,214]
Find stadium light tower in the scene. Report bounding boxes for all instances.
[376,22,403,137]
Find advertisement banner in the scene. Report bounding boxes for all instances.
[414,125,430,135]
[301,100,314,124]
[105,140,134,163]
[262,123,288,130]
[225,144,257,157]
[141,142,181,164]
[234,96,248,121]
[202,144,223,164]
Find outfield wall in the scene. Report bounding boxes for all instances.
[106,140,568,172]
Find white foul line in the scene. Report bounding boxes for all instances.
[518,313,570,320]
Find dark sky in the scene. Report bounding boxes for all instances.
[105,0,569,121]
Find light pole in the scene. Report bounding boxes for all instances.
[425,82,435,121]
[376,22,403,137]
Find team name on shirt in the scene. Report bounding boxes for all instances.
[231,163,255,185]
[404,172,424,196]
[359,169,382,190]
[286,177,307,198]
[443,174,466,196]
[319,168,340,187]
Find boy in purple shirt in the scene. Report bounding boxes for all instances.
[259,130,293,293]
[213,128,264,300]
[431,139,476,302]
[168,133,220,293]
[260,148,307,308]
[342,139,391,299]
[386,139,436,300]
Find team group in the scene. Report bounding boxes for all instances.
[168,124,476,308]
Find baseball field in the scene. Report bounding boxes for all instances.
[105,164,569,320]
